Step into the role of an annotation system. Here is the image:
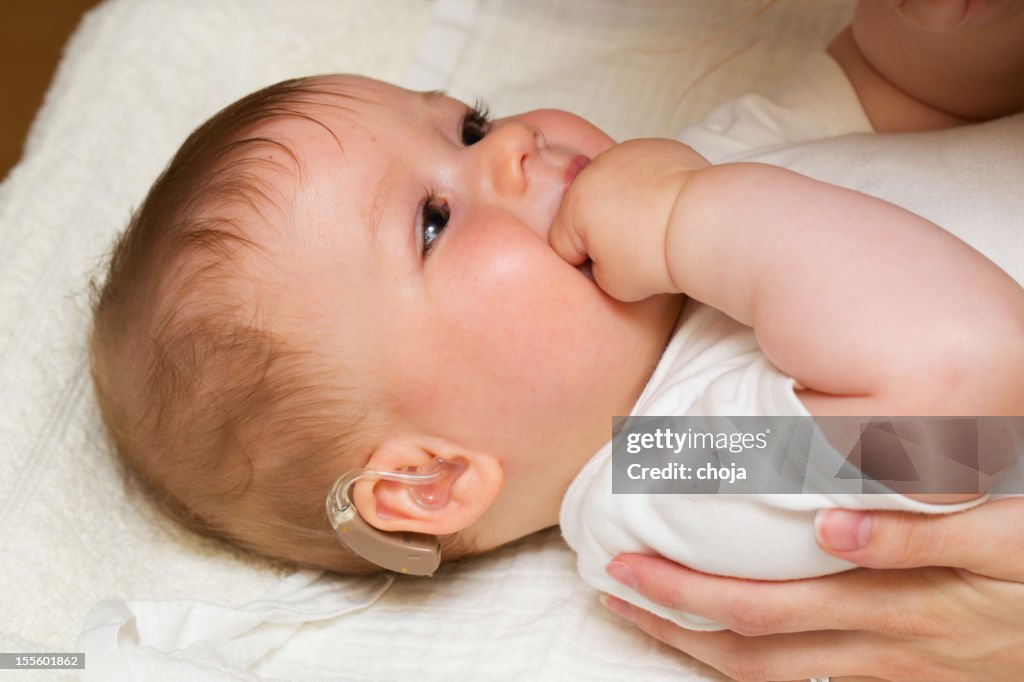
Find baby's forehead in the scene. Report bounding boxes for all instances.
[219,78,397,254]
[279,74,409,119]
[217,72,440,261]
[245,76,411,168]
[230,79,382,187]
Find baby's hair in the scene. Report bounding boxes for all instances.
[89,75,475,574]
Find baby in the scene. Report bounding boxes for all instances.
[88,0,1024,616]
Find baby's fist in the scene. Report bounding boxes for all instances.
[548,139,708,302]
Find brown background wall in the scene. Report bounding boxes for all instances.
[1,0,101,182]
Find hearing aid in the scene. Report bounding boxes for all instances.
[325,458,466,576]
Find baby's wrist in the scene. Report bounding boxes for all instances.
[661,163,711,296]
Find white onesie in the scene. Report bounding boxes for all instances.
[559,52,1024,631]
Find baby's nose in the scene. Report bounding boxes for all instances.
[482,120,541,197]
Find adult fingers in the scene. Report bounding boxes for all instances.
[814,498,1024,581]
[605,554,956,637]
[601,595,944,682]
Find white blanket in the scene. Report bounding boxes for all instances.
[12,0,966,679]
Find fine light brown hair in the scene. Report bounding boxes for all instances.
[88,75,475,574]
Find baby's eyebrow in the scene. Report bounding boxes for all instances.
[368,163,397,243]
[365,91,449,243]
[419,89,448,106]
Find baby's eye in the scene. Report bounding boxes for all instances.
[419,190,450,256]
[460,98,491,146]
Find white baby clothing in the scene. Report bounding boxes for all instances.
[559,52,1023,632]
[559,302,987,631]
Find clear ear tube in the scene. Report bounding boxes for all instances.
[326,458,465,576]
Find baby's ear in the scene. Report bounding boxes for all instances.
[351,437,503,536]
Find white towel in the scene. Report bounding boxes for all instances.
[77,571,392,681]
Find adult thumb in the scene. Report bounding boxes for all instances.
[814,498,1024,581]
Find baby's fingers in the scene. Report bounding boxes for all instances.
[548,184,590,267]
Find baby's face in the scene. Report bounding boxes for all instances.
[253,75,680,474]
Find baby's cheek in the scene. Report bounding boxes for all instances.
[436,232,595,375]
[443,222,550,296]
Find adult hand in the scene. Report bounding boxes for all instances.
[600,497,1024,681]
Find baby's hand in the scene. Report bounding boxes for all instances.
[548,139,709,302]
[885,0,1024,30]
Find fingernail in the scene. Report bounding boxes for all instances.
[815,509,870,551]
[599,594,633,620]
[606,560,637,589]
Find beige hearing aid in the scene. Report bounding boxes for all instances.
[326,458,465,576]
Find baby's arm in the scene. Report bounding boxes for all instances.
[832,0,1024,131]
[549,139,1024,421]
